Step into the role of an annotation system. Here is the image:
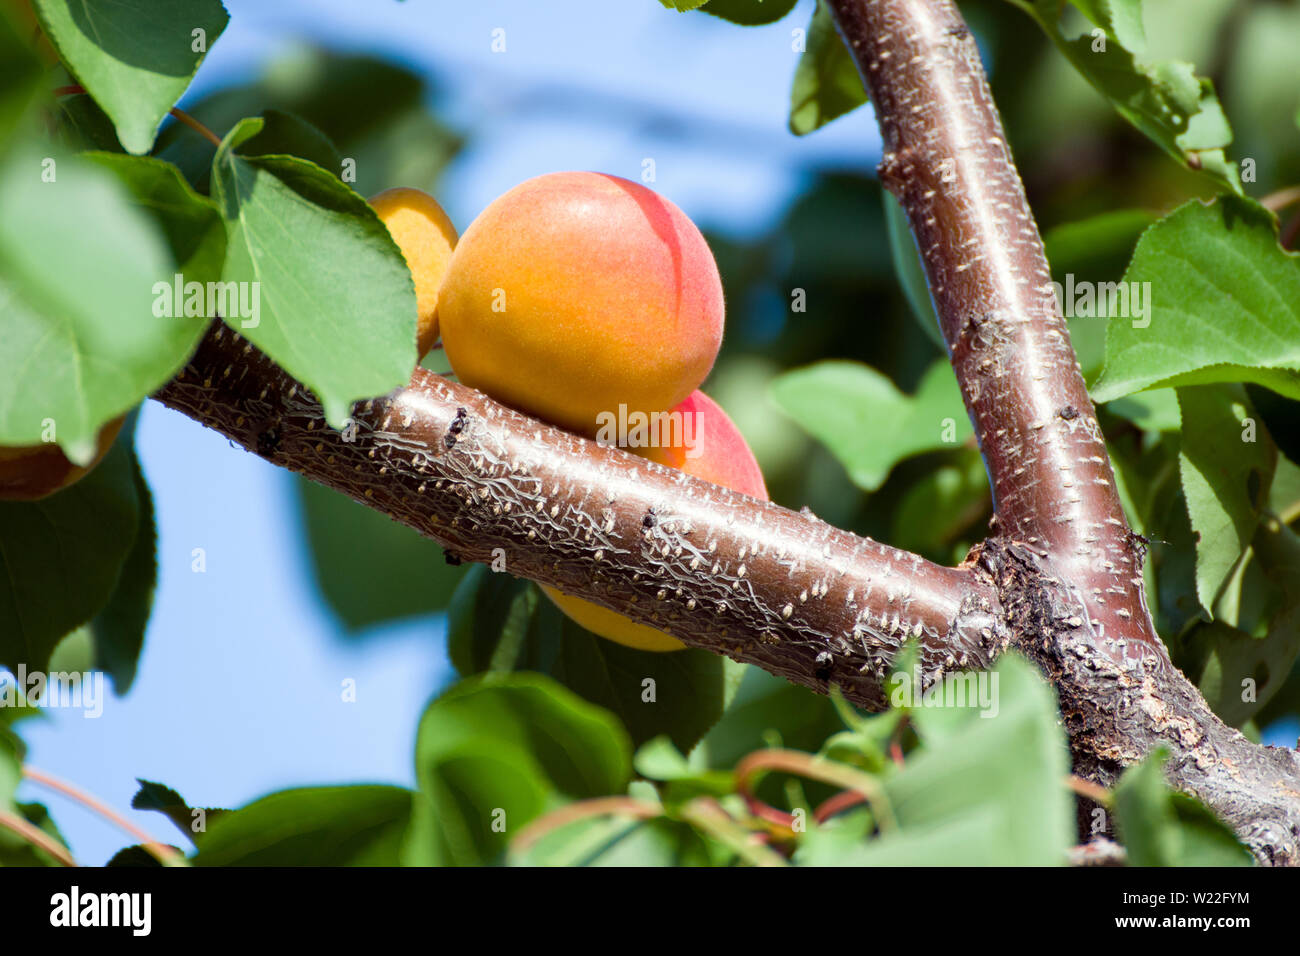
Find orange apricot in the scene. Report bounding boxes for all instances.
[438,172,724,436]
[369,187,458,360]
[0,416,126,501]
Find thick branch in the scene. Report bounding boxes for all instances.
[827,0,1300,864]
[155,323,1001,710]
[827,0,1159,666]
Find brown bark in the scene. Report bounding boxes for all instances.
[157,324,1001,706]
[824,0,1300,863]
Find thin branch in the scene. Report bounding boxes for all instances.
[735,747,896,832]
[510,796,663,856]
[23,766,183,866]
[0,808,78,866]
[676,798,790,867]
[826,0,1161,665]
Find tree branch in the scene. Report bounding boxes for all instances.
[825,0,1300,863]
[826,0,1158,666]
[155,323,1002,710]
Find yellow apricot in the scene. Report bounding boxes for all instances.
[438,172,725,436]
[369,187,458,360]
[544,391,768,651]
[0,416,126,501]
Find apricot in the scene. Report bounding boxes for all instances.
[0,416,126,501]
[369,187,458,359]
[543,391,767,652]
[438,172,724,436]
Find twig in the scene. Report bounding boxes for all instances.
[510,796,662,855]
[0,808,77,866]
[23,766,184,866]
[735,748,897,833]
[1067,773,1113,807]
[677,798,790,867]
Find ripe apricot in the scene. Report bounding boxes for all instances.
[544,391,767,652]
[369,187,458,360]
[0,416,126,501]
[438,172,724,436]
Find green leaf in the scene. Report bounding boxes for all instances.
[692,665,845,770]
[235,109,342,173]
[130,778,222,842]
[153,51,462,198]
[0,147,205,452]
[1093,197,1300,403]
[449,566,745,753]
[801,655,1074,865]
[32,0,229,154]
[882,190,945,350]
[84,418,156,693]
[0,801,68,867]
[1189,520,1300,726]
[1006,0,1238,192]
[658,0,711,11]
[296,477,466,632]
[510,815,712,867]
[789,0,868,136]
[632,736,734,801]
[1106,388,1180,432]
[891,447,990,561]
[405,674,631,866]
[210,117,418,428]
[0,8,43,145]
[800,808,1002,865]
[447,565,538,675]
[54,94,124,153]
[86,153,226,285]
[1042,209,1156,276]
[534,599,744,754]
[1114,749,1252,865]
[106,845,167,867]
[701,0,799,26]
[1177,385,1277,613]
[0,714,23,811]
[194,786,412,866]
[771,359,971,491]
[1271,454,1300,523]
[0,435,140,674]
[1043,208,1159,381]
